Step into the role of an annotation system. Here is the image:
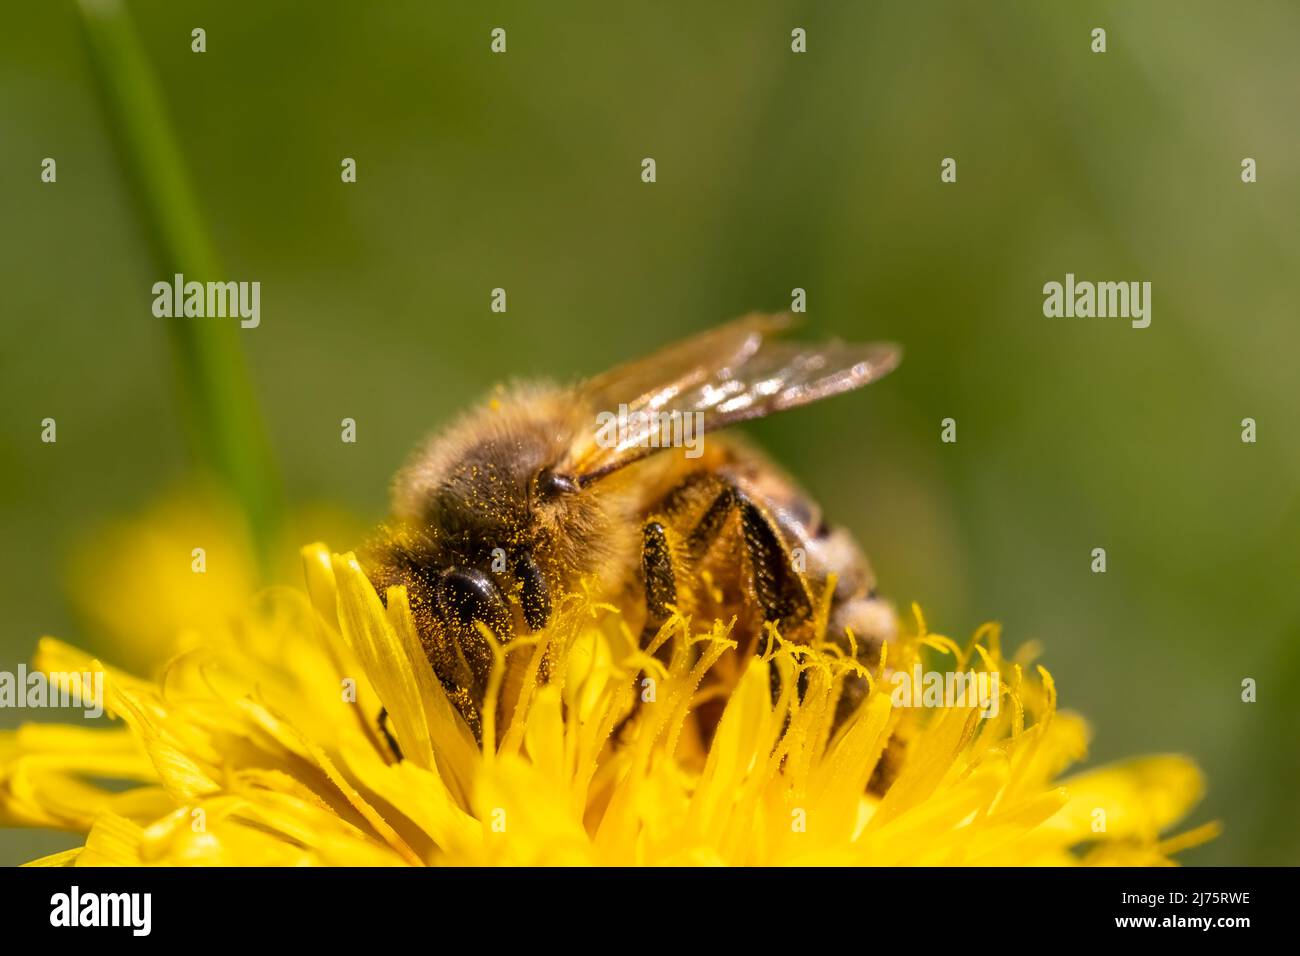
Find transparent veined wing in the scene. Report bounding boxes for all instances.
[566,313,900,484]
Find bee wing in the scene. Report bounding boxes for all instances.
[568,313,901,483]
[580,312,794,410]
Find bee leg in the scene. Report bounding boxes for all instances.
[634,479,816,735]
[686,481,815,704]
[740,498,813,625]
[612,520,687,744]
[377,706,404,762]
[740,496,815,706]
[684,482,814,629]
[639,519,681,652]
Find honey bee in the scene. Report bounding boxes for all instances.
[363,313,901,746]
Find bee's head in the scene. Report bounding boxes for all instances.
[380,386,614,639]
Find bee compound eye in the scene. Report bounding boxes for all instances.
[435,567,511,639]
[514,552,551,631]
[535,468,578,500]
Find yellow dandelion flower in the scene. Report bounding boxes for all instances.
[63,490,260,674]
[0,544,1216,866]
[63,487,365,674]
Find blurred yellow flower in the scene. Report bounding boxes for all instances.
[64,487,363,674]
[0,535,1217,866]
[64,490,259,674]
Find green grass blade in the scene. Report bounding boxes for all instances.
[77,0,281,564]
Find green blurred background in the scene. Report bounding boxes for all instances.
[2,1,1297,865]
